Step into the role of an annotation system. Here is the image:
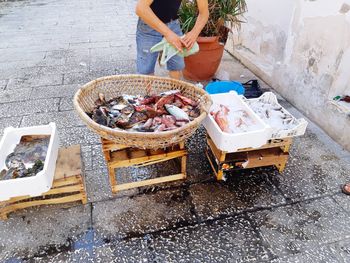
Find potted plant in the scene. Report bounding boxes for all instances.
[179,0,247,81]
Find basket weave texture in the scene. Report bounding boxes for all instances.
[74,74,212,149]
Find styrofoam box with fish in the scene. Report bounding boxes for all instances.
[202,91,271,152]
[243,92,308,139]
[0,123,59,201]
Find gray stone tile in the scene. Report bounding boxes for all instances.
[93,239,151,263]
[184,126,214,183]
[92,187,196,239]
[328,238,350,262]
[248,197,350,257]
[81,144,92,172]
[91,144,107,172]
[63,71,94,85]
[271,245,344,263]
[332,193,350,215]
[0,79,8,90]
[0,116,22,135]
[6,73,63,89]
[85,168,113,203]
[30,84,80,99]
[268,129,350,202]
[21,110,83,129]
[0,204,90,261]
[0,98,59,118]
[59,97,75,111]
[88,69,115,80]
[43,49,72,66]
[1,66,42,80]
[39,64,89,75]
[113,59,136,75]
[58,126,100,147]
[63,70,115,85]
[190,171,285,221]
[64,48,89,67]
[148,216,272,263]
[0,87,32,103]
[1,50,46,63]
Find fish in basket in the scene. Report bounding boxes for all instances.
[88,90,201,132]
[74,75,212,149]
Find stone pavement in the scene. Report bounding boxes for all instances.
[0,0,350,262]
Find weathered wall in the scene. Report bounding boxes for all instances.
[227,0,350,151]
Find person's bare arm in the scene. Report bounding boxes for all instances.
[135,0,183,52]
[181,0,209,49]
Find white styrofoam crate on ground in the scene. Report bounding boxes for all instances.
[0,123,59,201]
[202,91,271,152]
[244,92,308,139]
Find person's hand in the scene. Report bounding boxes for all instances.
[165,31,183,53]
[181,30,199,50]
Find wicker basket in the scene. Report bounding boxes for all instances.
[74,74,212,149]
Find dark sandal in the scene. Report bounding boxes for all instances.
[342,184,350,195]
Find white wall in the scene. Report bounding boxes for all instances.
[227,0,350,151]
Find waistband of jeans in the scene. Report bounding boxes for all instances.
[166,18,179,25]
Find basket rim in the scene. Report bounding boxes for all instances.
[73,74,212,139]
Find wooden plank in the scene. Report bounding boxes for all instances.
[134,153,187,167]
[55,145,81,179]
[109,150,187,168]
[42,184,82,196]
[52,175,81,188]
[113,173,185,192]
[181,155,187,177]
[108,166,117,194]
[0,194,84,216]
[217,170,224,181]
[205,150,218,177]
[101,138,129,151]
[244,149,289,169]
[207,137,225,161]
[0,214,8,220]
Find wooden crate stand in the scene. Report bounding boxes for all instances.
[206,135,292,181]
[101,138,187,194]
[0,145,87,220]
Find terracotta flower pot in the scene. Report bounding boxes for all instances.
[183,36,225,82]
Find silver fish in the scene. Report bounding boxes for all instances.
[165,104,189,122]
[160,90,180,96]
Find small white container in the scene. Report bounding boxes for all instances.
[0,123,59,201]
[202,92,271,152]
[244,92,308,139]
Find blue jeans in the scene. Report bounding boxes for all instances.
[136,19,185,74]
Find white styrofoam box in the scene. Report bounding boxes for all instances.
[0,123,59,201]
[244,92,308,139]
[202,91,271,152]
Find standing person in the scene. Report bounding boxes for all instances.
[135,0,209,79]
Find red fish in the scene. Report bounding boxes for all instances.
[211,105,230,133]
[134,105,163,118]
[155,94,175,110]
[161,115,177,128]
[139,96,158,105]
[175,93,198,107]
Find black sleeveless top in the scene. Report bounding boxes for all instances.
[151,0,182,24]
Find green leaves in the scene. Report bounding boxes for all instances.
[179,0,247,39]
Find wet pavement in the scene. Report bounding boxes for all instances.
[1,0,350,262]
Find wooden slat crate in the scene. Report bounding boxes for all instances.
[0,145,87,220]
[101,138,187,193]
[206,135,292,180]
